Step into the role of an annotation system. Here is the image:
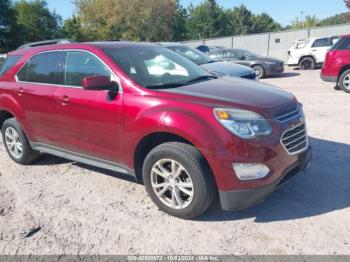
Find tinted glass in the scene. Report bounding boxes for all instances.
[312,38,332,47]
[237,49,258,59]
[105,46,210,88]
[64,51,111,87]
[168,46,213,65]
[225,50,239,59]
[332,38,350,51]
[0,55,21,77]
[209,51,224,59]
[18,52,64,84]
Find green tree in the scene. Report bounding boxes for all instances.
[318,13,349,26]
[226,5,253,35]
[75,0,177,41]
[252,13,282,33]
[62,16,85,41]
[187,0,229,39]
[171,0,188,41]
[0,0,22,52]
[15,0,62,43]
[289,15,319,29]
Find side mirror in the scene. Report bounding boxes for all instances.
[239,56,246,60]
[82,75,118,91]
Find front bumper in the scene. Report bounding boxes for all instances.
[265,64,284,76]
[219,146,312,211]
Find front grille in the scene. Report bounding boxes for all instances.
[281,123,308,155]
[275,106,301,122]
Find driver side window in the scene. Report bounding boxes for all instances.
[65,51,111,87]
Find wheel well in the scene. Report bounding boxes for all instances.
[298,55,316,65]
[338,65,350,80]
[133,132,194,182]
[0,110,14,130]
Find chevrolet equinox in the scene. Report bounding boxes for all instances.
[0,42,312,219]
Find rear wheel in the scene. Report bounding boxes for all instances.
[299,57,316,70]
[1,118,40,165]
[252,64,265,79]
[142,142,216,219]
[339,69,350,93]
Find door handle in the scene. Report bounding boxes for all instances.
[16,87,24,96]
[60,95,70,105]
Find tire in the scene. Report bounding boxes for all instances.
[252,64,265,79]
[1,118,40,165]
[142,142,217,219]
[338,69,350,93]
[299,57,316,70]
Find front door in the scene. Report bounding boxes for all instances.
[55,51,123,163]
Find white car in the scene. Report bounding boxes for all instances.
[288,36,339,70]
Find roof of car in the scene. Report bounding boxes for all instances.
[8,41,160,56]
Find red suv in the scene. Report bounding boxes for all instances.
[321,35,350,92]
[0,42,312,219]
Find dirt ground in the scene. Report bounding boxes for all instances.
[0,68,349,255]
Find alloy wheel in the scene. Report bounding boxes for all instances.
[253,66,263,79]
[343,73,350,91]
[4,127,23,159]
[150,159,194,209]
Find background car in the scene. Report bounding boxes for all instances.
[196,45,224,54]
[288,36,339,70]
[160,43,256,80]
[208,48,284,79]
[321,34,350,93]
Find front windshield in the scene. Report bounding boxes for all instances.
[168,46,214,65]
[237,49,258,59]
[105,46,213,89]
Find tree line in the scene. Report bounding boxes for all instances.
[1,0,350,53]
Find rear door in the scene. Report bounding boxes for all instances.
[311,38,333,63]
[16,51,64,144]
[55,50,123,162]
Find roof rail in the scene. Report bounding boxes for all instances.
[17,39,75,50]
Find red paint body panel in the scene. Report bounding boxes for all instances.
[0,42,308,194]
[321,35,350,81]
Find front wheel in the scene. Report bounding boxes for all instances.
[338,69,350,93]
[252,65,265,79]
[142,142,217,219]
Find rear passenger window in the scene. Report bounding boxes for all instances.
[0,55,22,77]
[64,51,111,87]
[17,52,64,84]
[333,38,350,50]
[312,38,332,48]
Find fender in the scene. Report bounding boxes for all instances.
[124,101,235,171]
[0,92,32,135]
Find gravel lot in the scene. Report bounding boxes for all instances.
[0,68,349,255]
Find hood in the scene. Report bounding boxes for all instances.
[201,61,255,77]
[162,77,297,118]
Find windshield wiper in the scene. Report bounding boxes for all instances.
[146,82,185,89]
[184,75,217,85]
[199,60,216,65]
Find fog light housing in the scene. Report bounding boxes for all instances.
[233,163,270,181]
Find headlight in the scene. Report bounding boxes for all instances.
[214,108,272,139]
